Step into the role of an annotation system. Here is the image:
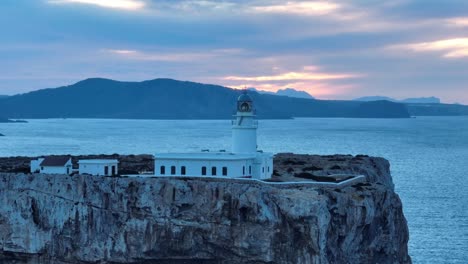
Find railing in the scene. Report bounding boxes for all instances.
[122,174,366,189]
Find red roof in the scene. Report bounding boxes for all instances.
[40,156,71,167]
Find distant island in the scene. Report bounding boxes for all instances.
[354,95,468,116]
[249,87,315,99]
[0,78,410,119]
[354,96,441,104]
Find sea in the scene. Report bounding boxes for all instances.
[1,116,467,263]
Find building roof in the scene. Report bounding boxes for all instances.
[40,156,71,167]
[78,159,119,164]
[155,152,258,161]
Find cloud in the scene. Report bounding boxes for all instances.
[107,49,139,55]
[47,0,145,10]
[446,17,468,27]
[221,66,362,98]
[249,1,340,16]
[228,81,356,98]
[224,71,360,82]
[104,49,210,61]
[390,38,468,58]
[103,48,245,62]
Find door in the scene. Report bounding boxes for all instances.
[111,166,116,176]
[104,166,109,176]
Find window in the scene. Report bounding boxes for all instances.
[222,167,228,176]
[202,166,207,175]
[212,166,217,176]
[242,166,245,175]
[249,166,252,174]
[181,166,186,175]
[268,166,270,172]
[171,166,176,175]
[262,167,264,173]
[160,166,165,175]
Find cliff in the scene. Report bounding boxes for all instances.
[0,154,411,263]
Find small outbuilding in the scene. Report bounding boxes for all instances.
[78,159,118,176]
[30,156,73,175]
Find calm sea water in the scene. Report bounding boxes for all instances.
[1,117,467,263]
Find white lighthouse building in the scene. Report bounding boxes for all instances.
[154,92,273,180]
[232,93,257,154]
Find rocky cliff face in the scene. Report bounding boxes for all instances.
[0,155,411,263]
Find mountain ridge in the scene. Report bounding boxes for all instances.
[0,78,410,119]
[249,87,314,99]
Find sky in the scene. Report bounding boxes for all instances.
[1,0,468,103]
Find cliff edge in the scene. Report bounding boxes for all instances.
[0,154,411,263]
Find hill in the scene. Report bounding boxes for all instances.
[406,103,468,116]
[0,78,410,119]
[355,96,441,104]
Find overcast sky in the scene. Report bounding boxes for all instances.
[1,0,468,103]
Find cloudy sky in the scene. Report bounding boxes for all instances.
[1,0,468,103]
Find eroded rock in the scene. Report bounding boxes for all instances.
[0,155,411,263]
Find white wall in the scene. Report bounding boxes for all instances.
[154,158,256,178]
[154,153,275,180]
[41,165,72,175]
[30,158,44,173]
[253,154,274,180]
[79,163,118,176]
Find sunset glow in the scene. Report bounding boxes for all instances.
[392,38,468,58]
[0,1,467,103]
[224,71,359,82]
[250,1,340,16]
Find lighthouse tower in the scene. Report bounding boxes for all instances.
[232,91,258,154]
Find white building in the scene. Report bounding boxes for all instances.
[78,159,118,176]
[30,158,44,173]
[30,156,73,175]
[154,92,273,180]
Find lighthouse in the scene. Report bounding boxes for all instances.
[232,92,258,154]
[154,90,273,180]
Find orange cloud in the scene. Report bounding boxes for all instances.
[228,81,356,99]
[223,67,361,99]
[224,71,359,82]
[389,38,468,58]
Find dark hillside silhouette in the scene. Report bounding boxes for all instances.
[0,78,410,119]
